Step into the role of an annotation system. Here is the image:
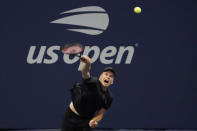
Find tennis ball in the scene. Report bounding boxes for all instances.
[134,6,142,14]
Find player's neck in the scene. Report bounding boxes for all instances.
[101,86,107,92]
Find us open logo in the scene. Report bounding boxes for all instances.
[50,6,109,35]
[26,6,135,70]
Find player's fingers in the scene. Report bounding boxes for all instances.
[81,55,91,64]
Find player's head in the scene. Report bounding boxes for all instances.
[99,67,116,88]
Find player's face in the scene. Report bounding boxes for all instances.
[99,71,114,87]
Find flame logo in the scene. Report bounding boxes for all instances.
[51,6,109,35]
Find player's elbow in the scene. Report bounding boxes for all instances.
[81,72,90,79]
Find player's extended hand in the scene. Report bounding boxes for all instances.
[81,55,91,64]
[89,119,98,128]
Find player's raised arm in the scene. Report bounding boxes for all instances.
[81,55,91,79]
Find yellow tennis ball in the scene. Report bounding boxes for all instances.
[134,7,142,14]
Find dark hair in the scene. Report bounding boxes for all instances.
[103,67,116,77]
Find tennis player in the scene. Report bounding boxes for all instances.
[61,55,116,131]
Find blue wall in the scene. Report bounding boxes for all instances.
[0,0,197,129]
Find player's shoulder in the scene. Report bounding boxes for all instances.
[82,76,98,85]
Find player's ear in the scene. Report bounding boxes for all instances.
[111,79,114,85]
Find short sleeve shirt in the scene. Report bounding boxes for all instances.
[70,77,113,118]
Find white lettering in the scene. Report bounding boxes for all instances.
[63,54,79,64]
[115,46,134,64]
[27,46,46,64]
[44,46,60,64]
[26,45,135,69]
[100,46,117,64]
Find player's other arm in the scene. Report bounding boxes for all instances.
[92,108,106,122]
[81,55,91,79]
[89,108,106,128]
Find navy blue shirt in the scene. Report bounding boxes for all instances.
[70,77,113,118]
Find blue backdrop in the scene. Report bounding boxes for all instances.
[0,0,197,129]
